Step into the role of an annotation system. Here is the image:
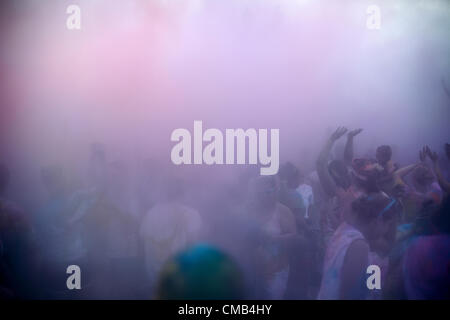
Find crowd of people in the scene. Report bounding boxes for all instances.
[0,128,449,299]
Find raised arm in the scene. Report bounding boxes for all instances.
[344,128,363,165]
[316,127,348,197]
[388,148,425,187]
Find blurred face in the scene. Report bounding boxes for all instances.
[252,177,278,209]
[279,163,301,189]
[354,159,384,177]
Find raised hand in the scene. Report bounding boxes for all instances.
[330,127,348,142]
[347,128,363,138]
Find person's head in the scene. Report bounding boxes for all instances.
[328,159,351,190]
[0,164,10,196]
[351,158,383,193]
[248,175,278,210]
[376,145,392,165]
[156,244,245,299]
[352,192,401,246]
[278,162,302,189]
[412,165,434,188]
[40,165,66,196]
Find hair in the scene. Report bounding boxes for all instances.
[0,164,10,195]
[278,162,301,187]
[156,244,244,299]
[351,158,382,193]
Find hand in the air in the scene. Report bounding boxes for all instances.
[330,127,348,142]
[347,128,363,138]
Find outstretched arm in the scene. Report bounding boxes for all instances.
[316,127,348,197]
[393,163,419,180]
[344,128,363,165]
